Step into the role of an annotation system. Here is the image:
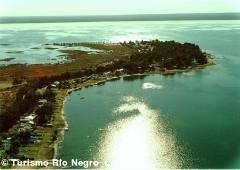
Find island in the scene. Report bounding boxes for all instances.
[0,58,15,62]
[0,40,213,167]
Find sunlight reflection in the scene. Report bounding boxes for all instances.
[95,96,182,169]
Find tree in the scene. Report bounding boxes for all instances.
[36,103,54,125]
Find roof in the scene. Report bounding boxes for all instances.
[38,99,47,103]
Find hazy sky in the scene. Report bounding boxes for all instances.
[0,0,239,17]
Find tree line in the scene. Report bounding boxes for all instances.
[0,40,208,132]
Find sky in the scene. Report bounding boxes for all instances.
[0,0,239,17]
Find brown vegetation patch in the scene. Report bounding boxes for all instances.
[0,44,134,81]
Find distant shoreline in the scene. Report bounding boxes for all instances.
[1,13,240,24]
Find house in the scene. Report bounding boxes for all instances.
[35,87,47,96]
[20,114,37,123]
[19,121,34,131]
[75,78,84,83]
[103,71,111,76]
[38,99,47,107]
[19,113,37,130]
[115,68,125,75]
[59,81,70,88]
[50,81,60,88]
[50,84,57,88]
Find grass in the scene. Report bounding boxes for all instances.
[0,81,12,89]
[0,43,134,81]
[18,127,54,160]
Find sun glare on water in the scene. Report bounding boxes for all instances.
[95,96,182,169]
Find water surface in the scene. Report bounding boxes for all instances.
[0,20,240,65]
[58,20,240,169]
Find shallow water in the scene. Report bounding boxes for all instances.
[1,20,240,65]
[57,20,240,169]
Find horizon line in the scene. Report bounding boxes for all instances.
[1,13,240,24]
[1,12,240,18]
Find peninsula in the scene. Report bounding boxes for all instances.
[0,40,213,167]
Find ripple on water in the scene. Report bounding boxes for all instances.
[95,96,184,169]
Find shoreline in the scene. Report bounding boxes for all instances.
[0,40,215,164]
[52,57,215,159]
[53,90,69,159]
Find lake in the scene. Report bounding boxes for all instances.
[0,20,239,65]
[54,21,240,168]
[1,20,240,168]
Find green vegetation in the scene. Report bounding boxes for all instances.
[36,103,54,125]
[0,40,211,162]
[0,40,209,132]
[122,40,208,69]
[93,40,209,74]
